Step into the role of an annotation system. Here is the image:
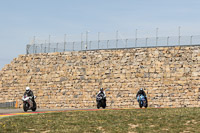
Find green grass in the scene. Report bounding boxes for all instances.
[0,108,200,133]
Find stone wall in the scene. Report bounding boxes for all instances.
[0,46,200,109]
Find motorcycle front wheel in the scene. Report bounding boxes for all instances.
[139,101,143,108]
[97,102,101,109]
[23,103,29,112]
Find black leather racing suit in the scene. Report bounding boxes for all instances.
[136,90,147,102]
[96,91,106,101]
[24,90,35,103]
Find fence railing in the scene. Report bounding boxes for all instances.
[26,35,200,54]
[0,101,16,108]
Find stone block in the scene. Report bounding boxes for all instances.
[0,46,200,108]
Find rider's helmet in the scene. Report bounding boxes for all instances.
[100,88,103,92]
[140,88,143,91]
[26,87,30,93]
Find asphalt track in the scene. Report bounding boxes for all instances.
[0,108,124,119]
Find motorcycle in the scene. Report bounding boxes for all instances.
[22,95,37,112]
[96,93,106,109]
[138,95,148,108]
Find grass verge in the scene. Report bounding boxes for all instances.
[0,108,200,133]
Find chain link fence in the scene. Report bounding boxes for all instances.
[26,35,200,54]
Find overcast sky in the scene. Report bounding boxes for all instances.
[1,0,200,69]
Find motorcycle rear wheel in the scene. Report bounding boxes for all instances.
[102,102,106,109]
[32,102,37,111]
[144,103,148,108]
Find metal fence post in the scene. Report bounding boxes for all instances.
[167,36,169,46]
[48,35,51,52]
[135,29,137,47]
[44,46,46,53]
[156,37,158,46]
[156,28,159,46]
[190,36,193,45]
[178,26,181,45]
[64,42,66,52]
[35,45,37,54]
[98,32,100,49]
[63,34,67,52]
[89,41,92,50]
[116,30,118,48]
[41,44,43,53]
[44,40,46,53]
[64,34,66,52]
[81,33,83,50]
[33,36,35,54]
[146,38,148,46]
[86,31,89,50]
[26,45,28,55]
[73,42,75,51]
[81,41,83,50]
[35,46,37,54]
[56,43,59,52]
[26,44,30,55]
[125,39,128,48]
[33,44,35,54]
[99,40,101,49]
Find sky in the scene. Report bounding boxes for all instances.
[1,0,200,69]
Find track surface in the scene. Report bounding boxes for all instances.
[0,108,124,118]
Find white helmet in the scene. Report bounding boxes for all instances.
[26,87,30,91]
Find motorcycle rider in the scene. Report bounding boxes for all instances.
[136,88,147,102]
[96,88,106,100]
[24,87,35,104]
